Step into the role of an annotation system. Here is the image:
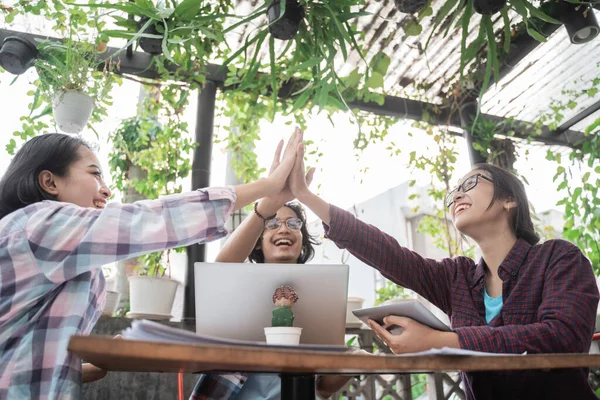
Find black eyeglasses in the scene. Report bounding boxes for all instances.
[445,173,493,208]
[265,217,303,231]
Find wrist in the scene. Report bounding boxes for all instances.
[256,198,282,218]
[295,188,313,203]
[437,332,460,349]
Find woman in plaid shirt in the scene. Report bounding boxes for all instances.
[0,130,302,400]
[287,143,599,400]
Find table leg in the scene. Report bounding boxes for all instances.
[280,374,315,400]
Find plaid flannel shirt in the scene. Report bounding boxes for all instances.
[0,187,235,400]
[325,204,600,400]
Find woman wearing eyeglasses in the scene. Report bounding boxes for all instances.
[286,141,599,400]
[190,129,353,400]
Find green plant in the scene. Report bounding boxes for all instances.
[426,0,560,107]
[80,0,228,86]
[539,77,600,275]
[5,15,119,151]
[374,280,412,306]
[108,86,195,277]
[220,0,376,115]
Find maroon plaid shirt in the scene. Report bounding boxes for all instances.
[325,204,599,400]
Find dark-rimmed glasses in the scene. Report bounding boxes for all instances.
[445,173,493,208]
[265,217,303,231]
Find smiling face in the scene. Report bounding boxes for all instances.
[39,146,111,210]
[449,169,516,241]
[259,206,303,264]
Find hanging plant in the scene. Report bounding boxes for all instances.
[426,0,561,109]
[267,0,305,40]
[80,0,227,80]
[219,0,373,116]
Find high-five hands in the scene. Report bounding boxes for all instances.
[263,127,315,207]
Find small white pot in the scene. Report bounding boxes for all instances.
[346,296,365,327]
[128,276,178,318]
[102,290,120,316]
[52,90,95,134]
[264,327,302,345]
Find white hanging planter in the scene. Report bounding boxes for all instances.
[264,326,302,345]
[128,276,178,320]
[52,90,95,134]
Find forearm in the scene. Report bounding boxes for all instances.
[316,375,352,398]
[215,212,265,262]
[296,190,331,225]
[233,179,273,211]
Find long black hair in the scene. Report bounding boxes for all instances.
[0,133,91,220]
[473,163,540,245]
[249,202,320,264]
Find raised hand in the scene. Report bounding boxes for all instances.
[264,128,303,195]
[289,137,315,200]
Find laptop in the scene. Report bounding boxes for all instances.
[194,263,349,345]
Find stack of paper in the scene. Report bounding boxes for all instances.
[122,320,348,352]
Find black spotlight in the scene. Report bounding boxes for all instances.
[562,4,599,44]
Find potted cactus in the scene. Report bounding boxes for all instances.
[264,286,302,345]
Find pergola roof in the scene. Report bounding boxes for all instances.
[223,1,599,146]
[1,4,599,147]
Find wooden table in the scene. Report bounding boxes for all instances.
[69,335,600,400]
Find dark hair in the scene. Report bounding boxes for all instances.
[472,163,540,245]
[249,202,320,264]
[0,133,91,220]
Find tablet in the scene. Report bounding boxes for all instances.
[352,300,451,332]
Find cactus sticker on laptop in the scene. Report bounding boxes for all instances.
[264,285,302,345]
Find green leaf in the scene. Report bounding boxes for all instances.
[366,72,384,89]
[524,2,561,24]
[511,0,528,18]
[526,24,547,42]
[404,20,423,36]
[174,0,203,21]
[345,68,363,88]
[269,35,277,119]
[370,52,391,76]
[292,60,325,78]
[583,172,591,182]
[584,117,600,135]
[500,6,511,54]
[483,16,499,86]
[337,11,371,22]
[418,6,434,20]
[223,3,267,35]
[459,4,473,79]
[292,90,312,112]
